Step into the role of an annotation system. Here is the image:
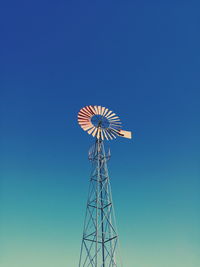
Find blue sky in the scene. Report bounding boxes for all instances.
[0,1,200,267]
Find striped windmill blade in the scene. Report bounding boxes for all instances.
[102,108,109,117]
[88,105,96,115]
[78,117,91,123]
[78,120,90,124]
[78,121,90,127]
[109,117,122,125]
[109,122,122,128]
[85,106,95,116]
[106,113,117,119]
[105,110,113,118]
[104,129,113,140]
[102,129,109,140]
[81,107,92,117]
[91,127,98,137]
[109,121,121,126]
[109,118,121,123]
[109,118,122,129]
[78,107,90,115]
[97,106,102,115]
[107,128,117,139]
[77,105,132,140]
[78,116,90,120]
[79,123,92,128]
[93,105,99,115]
[109,127,121,136]
[100,106,106,116]
[108,116,119,120]
[78,112,90,120]
[81,124,94,131]
[78,115,90,121]
[78,113,89,120]
[87,127,96,135]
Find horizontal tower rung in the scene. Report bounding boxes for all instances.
[83,236,118,244]
[87,203,112,209]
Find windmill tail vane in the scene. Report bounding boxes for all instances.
[78,105,132,267]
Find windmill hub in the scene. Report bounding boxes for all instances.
[91,114,109,129]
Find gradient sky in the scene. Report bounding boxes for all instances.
[0,1,200,267]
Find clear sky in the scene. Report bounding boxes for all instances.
[0,1,200,267]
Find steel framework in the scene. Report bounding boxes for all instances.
[78,138,120,267]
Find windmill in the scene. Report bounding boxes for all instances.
[78,105,132,267]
